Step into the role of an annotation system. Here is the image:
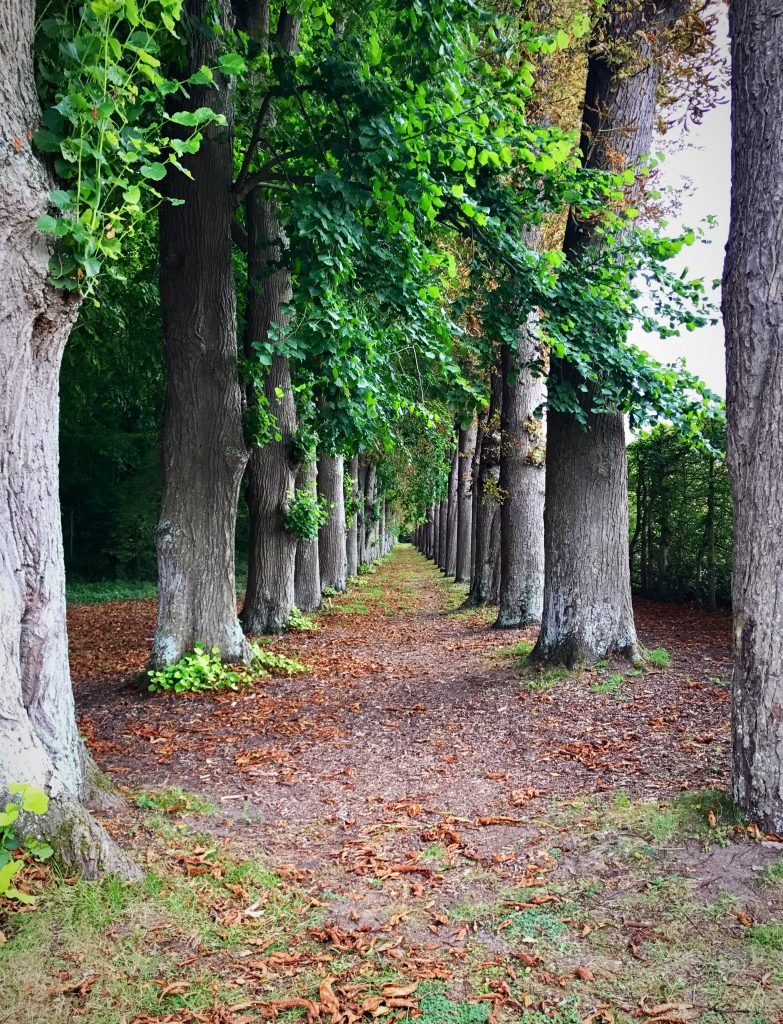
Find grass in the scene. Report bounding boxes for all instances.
[134,787,217,816]
[66,579,158,605]
[646,647,672,668]
[589,672,627,697]
[747,923,783,950]
[761,859,783,886]
[496,639,534,660]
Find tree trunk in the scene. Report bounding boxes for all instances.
[470,373,503,606]
[469,416,485,588]
[437,498,447,570]
[357,460,368,564]
[724,0,783,832]
[318,454,347,592]
[346,455,359,578]
[532,0,685,665]
[363,463,377,564]
[0,0,137,878]
[154,0,249,666]
[445,443,459,576]
[294,461,321,612]
[496,320,546,626]
[241,198,298,633]
[455,418,477,583]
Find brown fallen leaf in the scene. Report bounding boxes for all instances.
[381,981,419,998]
[737,910,754,927]
[318,976,341,1022]
[157,980,191,997]
[47,974,97,999]
[575,965,595,981]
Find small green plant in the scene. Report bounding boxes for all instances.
[590,673,626,696]
[136,787,216,815]
[249,643,307,677]
[284,487,329,540]
[0,784,53,904]
[357,562,376,576]
[496,639,534,660]
[747,923,783,951]
[646,647,672,668]
[322,585,338,598]
[147,645,250,694]
[288,607,317,631]
[526,667,569,692]
[760,859,783,885]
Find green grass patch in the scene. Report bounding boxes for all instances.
[66,580,158,605]
[590,673,626,697]
[747,923,783,951]
[135,787,216,816]
[646,647,672,668]
[496,639,534,660]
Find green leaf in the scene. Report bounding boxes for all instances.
[49,189,73,211]
[140,162,167,180]
[218,53,246,76]
[20,786,48,815]
[36,215,59,234]
[0,859,23,893]
[367,31,382,66]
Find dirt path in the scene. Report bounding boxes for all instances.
[32,547,780,1022]
[73,545,733,866]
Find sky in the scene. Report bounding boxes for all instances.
[634,19,731,397]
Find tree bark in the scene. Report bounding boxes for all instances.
[294,460,321,612]
[0,0,138,877]
[445,443,459,576]
[346,455,359,578]
[437,498,448,571]
[470,373,503,606]
[532,0,685,665]
[496,319,546,626]
[469,415,485,588]
[705,455,716,611]
[455,418,477,583]
[318,454,347,592]
[241,197,298,633]
[357,460,368,564]
[362,463,377,564]
[724,0,783,832]
[154,0,249,666]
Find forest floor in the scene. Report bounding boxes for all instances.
[2,545,783,1024]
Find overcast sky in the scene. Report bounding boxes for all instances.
[633,18,731,397]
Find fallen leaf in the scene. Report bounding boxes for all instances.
[381,981,419,998]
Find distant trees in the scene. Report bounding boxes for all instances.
[723,0,783,831]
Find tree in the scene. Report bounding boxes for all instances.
[154,0,249,665]
[468,371,502,605]
[495,315,546,626]
[723,0,783,831]
[455,417,478,583]
[531,0,687,666]
[318,453,348,592]
[0,0,153,876]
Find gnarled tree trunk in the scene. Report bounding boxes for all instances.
[496,320,546,627]
[532,0,685,665]
[724,0,783,832]
[154,0,248,666]
[318,454,347,592]
[294,460,321,612]
[0,0,137,878]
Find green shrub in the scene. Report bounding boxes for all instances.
[288,607,317,631]
[249,643,307,677]
[147,645,250,694]
[284,487,330,540]
[647,647,671,668]
[0,784,53,904]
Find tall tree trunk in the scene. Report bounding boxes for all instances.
[724,0,783,832]
[241,199,298,633]
[437,499,448,570]
[154,0,248,666]
[318,454,347,592]
[445,442,459,576]
[0,0,138,877]
[363,463,377,564]
[455,418,477,583]
[294,461,321,612]
[469,415,485,588]
[346,455,359,578]
[240,5,300,634]
[496,320,546,626]
[357,460,368,564]
[432,498,440,565]
[470,373,503,606]
[532,0,685,665]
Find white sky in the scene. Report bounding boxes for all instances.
[634,18,731,397]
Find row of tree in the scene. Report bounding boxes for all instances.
[1,0,782,877]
